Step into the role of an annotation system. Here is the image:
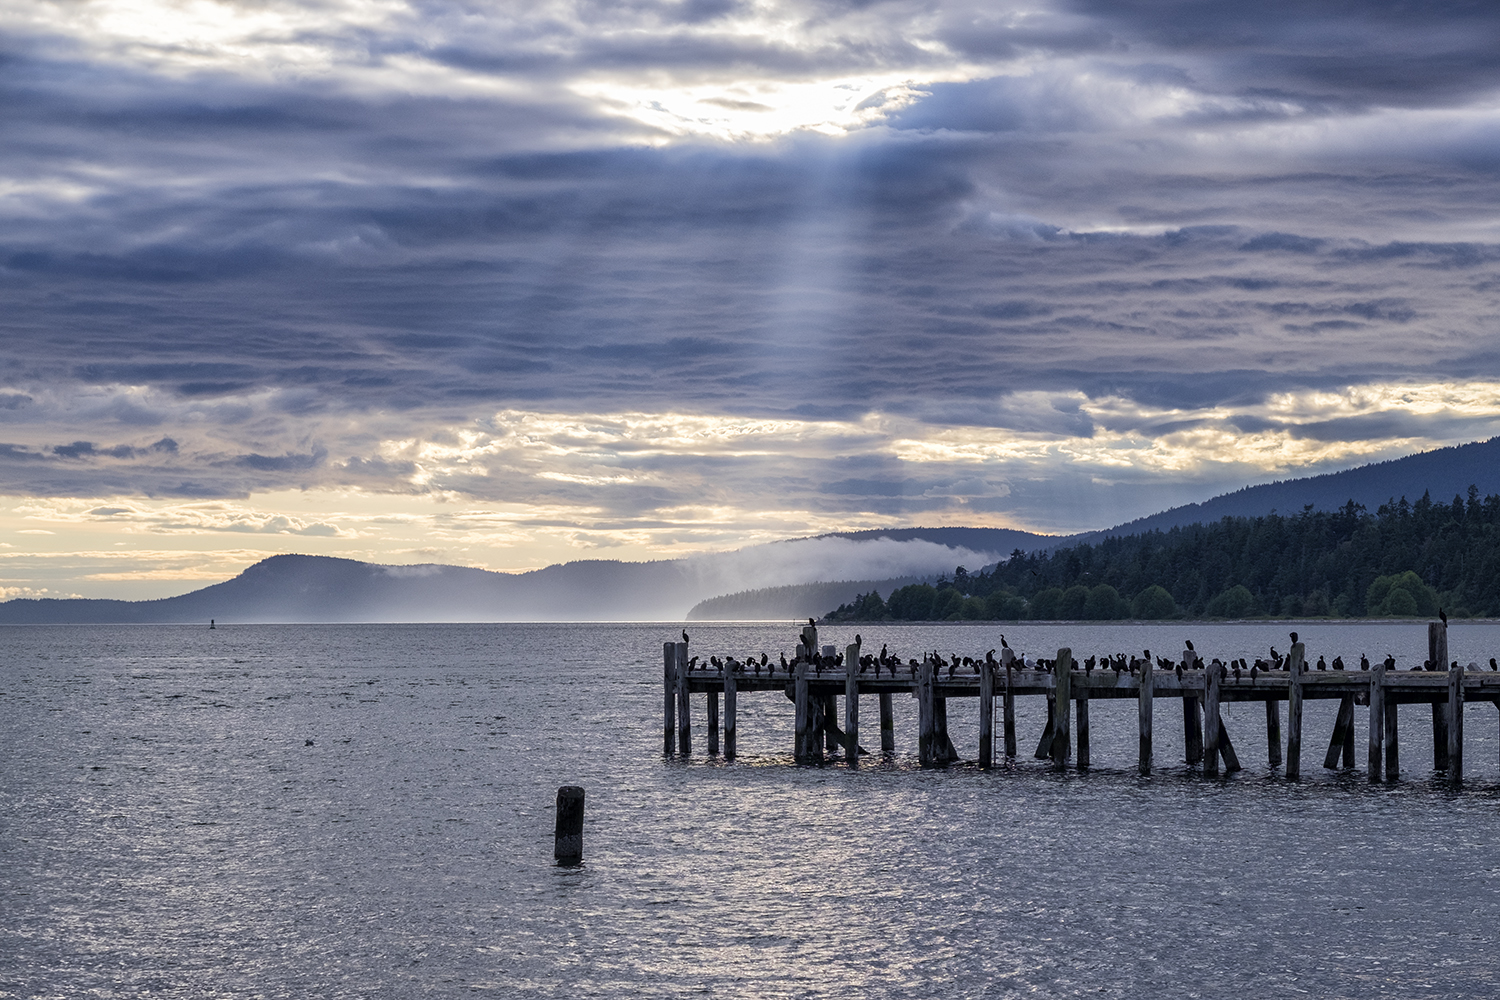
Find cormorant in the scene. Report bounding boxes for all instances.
[1316,655,1326,671]
[682,630,690,645]
[1491,658,1498,671]
[1289,631,1299,644]
[1360,655,1369,671]
[999,635,1009,649]
[1440,607,1448,627]
[854,633,861,647]
[1185,639,1195,652]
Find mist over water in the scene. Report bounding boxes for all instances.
[4,621,1500,998]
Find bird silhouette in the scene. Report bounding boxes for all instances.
[1440,607,1448,627]
[682,630,690,645]
[1360,654,1369,671]
[999,635,1009,649]
[1289,631,1299,644]
[1185,639,1195,652]
[1491,658,1498,672]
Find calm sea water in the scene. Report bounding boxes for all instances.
[4,620,1500,999]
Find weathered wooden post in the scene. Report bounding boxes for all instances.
[1323,697,1353,770]
[1430,622,1449,772]
[1367,659,1384,782]
[1051,648,1072,767]
[1076,678,1091,769]
[1002,649,1018,759]
[1218,722,1242,772]
[1203,659,1222,776]
[794,658,812,763]
[917,656,938,766]
[934,691,955,762]
[554,786,584,864]
[723,656,737,760]
[1265,700,1282,767]
[1286,642,1304,780]
[1182,651,1203,764]
[675,641,691,756]
[879,693,895,754]
[845,642,861,764]
[707,686,720,756]
[663,642,677,755]
[1385,656,1400,780]
[1138,655,1153,775]
[978,656,995,770]
[1448,659,1465,784]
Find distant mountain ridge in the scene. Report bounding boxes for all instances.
[1074,437,1500,542]
[6,437,1499,623]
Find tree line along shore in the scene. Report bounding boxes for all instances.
[824,489,1499,622]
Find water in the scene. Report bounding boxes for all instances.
[4,621,1500,998]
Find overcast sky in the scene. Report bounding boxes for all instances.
[5,0,1500,599]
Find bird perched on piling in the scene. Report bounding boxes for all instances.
[1250,663,1258,680]
[1185,639,1195,652]
[1360,655,1369,671]
[999,635,1009,650]
[682,630,690,645]
[1316,655,1327,671]
[1491,658,1498,671]
[1332,655,1344,671]
[780,651,788,671]
[1440,607,1448,627]
[1290,631,1299,644]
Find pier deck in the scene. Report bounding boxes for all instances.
[663,621,1498,782]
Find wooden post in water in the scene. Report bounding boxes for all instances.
[1218,722,1242,772]
[1075,681,1090,769]
[1286,642,1305,780]
[1203,660,1222,776]
[1183,695,1203,765]
[917,657,938,767]
[879,693,895,754]
[978,657,994,770]
[1002,649,1018,759]
[1342,696,1356,768]
[1266,700,1282,767]
[663,642,677,755]
[675,641,691,756]
[1385,656,1400,780]
[554,786,584,864]
[1367,659,1384,782]
[723,657,737,760]
[934,694,956,762]
[845,643,861,764]
[1182,650,1202,764]
[1430,622,1449,773]
[1323,697,1353,770]
[1051,648,1072,767]
[707,687,720,756]
[793,659,812,763]
[1138,659,1153,775]
[1448,659,1465,784]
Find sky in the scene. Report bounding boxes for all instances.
[5,0,1500,600]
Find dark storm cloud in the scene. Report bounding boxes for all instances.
[3,0,1500,526]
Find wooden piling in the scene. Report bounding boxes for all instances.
[663,642,677,755]
[917,657,938,767]
[1430,622,1449,773]
[675,641,691,756]
[1034,713,1055,760]
[1385,690,1400,781]
[1342,696,1356,768]
[1323,696,1353,770]
[724,657,737,760]
[1076,694,1090,769]
[793,659,812,763]
[1367,659,1384,782]
[554,786,585,864]
[1051,648,1072,767]
[707,687,720,756]
[879,693,895,754]
[1448,659,1464,784]
[845,647,863,753]
[1183,694,1203,765]
[821,694,837,756]
[1218,721,1242,772]
[1204,660,1222,776]
[978,657,995,770]
[1286,642,1304,780]
[1265,700,1282,767]
[1002,650,1018,759]
[934,695,956,762]
[1137,660,1153,775]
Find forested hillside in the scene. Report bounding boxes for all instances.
[826,488,1500,621]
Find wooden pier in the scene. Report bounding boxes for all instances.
[663,622,1500,782]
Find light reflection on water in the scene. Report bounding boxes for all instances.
[3,621,1500,998]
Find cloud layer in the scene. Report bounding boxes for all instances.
[4,0,1500,594]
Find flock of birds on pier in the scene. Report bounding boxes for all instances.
[680,629,1500,680]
